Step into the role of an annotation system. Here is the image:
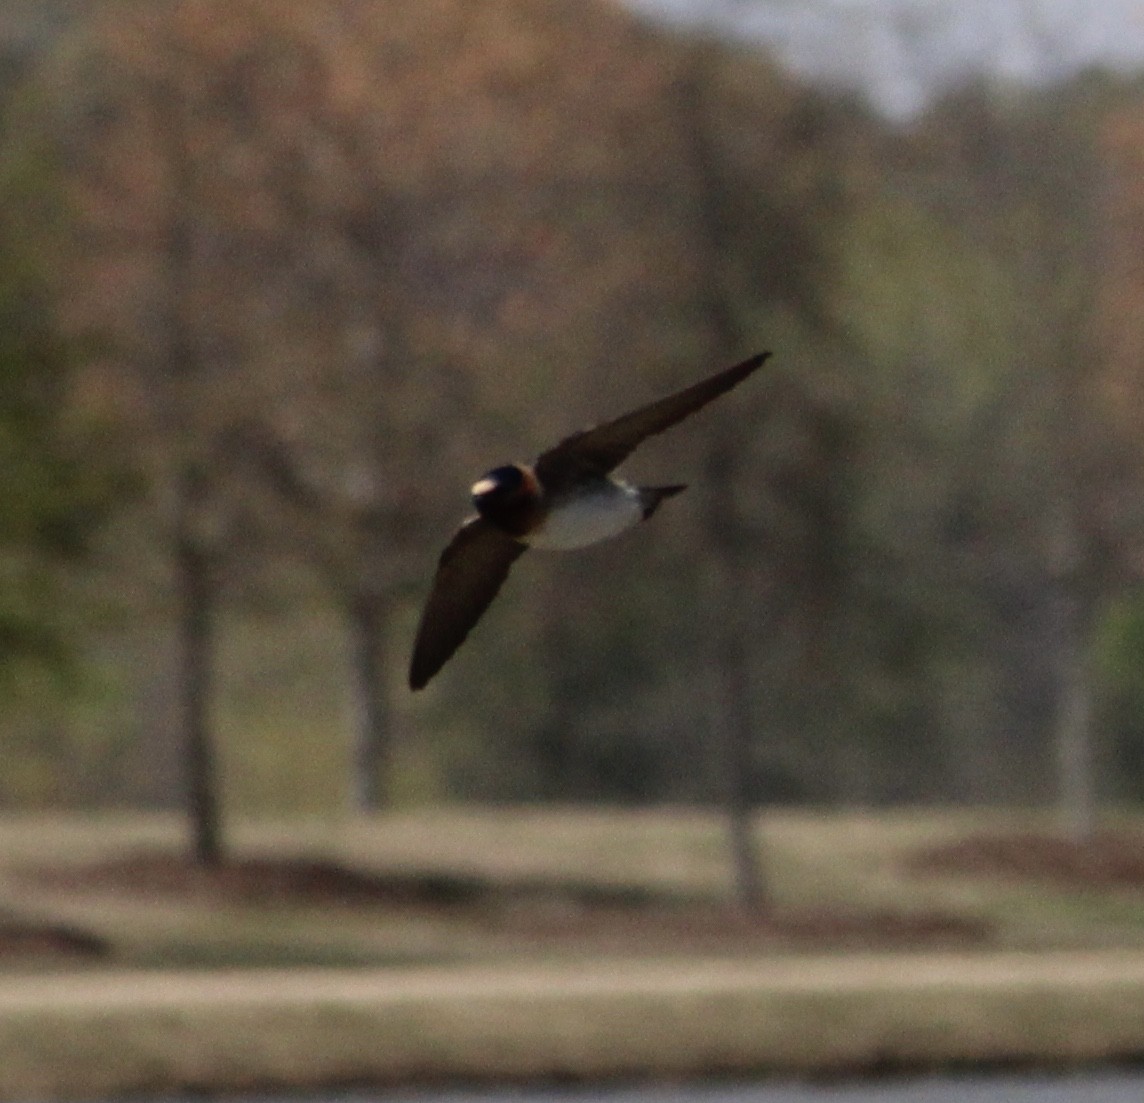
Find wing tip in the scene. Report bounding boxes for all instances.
[720,350,771,388]
[408,621,447,690]
[408,652,432,691]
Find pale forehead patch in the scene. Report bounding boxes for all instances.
[471,477,498,496]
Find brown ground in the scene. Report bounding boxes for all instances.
[910,828,1144,888]
[12,850,990,962]
[9,827,1143,965]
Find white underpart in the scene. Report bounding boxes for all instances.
[527,480,644,550]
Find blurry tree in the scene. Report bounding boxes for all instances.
[10,1,487,819]
[178,21,481,809]
[152,74,225,864]
[1092,86,1144,805]
[354,0,744,799]
[822,186,1030,803]
[668,40,892,906]
[849,83,1140,832]
[1100,90,1144,439]
[927,88,1120,839]
[9,4,299,857]
[20,0,718,812]
[674,42,768,911]
[12,0,1142,822]
[995,96,1106,842]
[0,143,126,715]
[188,0,727,809]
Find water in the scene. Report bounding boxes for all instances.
[209,1070,1144,1103]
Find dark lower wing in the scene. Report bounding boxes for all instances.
[409,517,527,690]
[535,352,769,491]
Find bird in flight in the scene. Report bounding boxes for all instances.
[408,351,770,690]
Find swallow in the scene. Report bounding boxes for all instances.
[408,351,770,690]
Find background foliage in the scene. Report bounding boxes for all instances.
[0,0,1142,818]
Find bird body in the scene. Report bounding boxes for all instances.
[521,475,643,550]
[408,352,770,690]
[475,469,682,550]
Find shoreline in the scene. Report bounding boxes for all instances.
[5,951,1144,1100]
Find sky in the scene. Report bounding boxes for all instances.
[622,0,1144,117]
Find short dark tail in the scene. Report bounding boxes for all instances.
[639,484,687,520]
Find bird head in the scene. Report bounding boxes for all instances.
[471,464,541,534]
[471,464,532,507]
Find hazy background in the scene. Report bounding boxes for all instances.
[629,0,1144,116]
[0,0,1143,843]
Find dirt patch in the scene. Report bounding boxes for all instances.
[487,901,990,954]
[909,830,1144,889]
[0,919,107,960]
[21,852,990,957]
[28,853,500,907]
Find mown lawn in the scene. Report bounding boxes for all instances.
[2,806,1144,970]
[4,808,1144,1098]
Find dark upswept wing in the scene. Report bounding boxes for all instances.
[409,517,527,690]
[534,352,770,493]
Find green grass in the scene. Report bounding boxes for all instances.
[3,808,1144,1097]
[2,806,1144,969]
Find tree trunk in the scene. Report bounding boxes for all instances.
[1047,502,1098,842]
[1050,582,1097,842]
[677,50,768,912]
[718,617,766,911]
[155,83,224,865]
[704,550,767,912]
[703,436,767,913]
[347,591,391,810]
[175,513,223,866]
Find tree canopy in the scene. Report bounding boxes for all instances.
[1,1,1143,820]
